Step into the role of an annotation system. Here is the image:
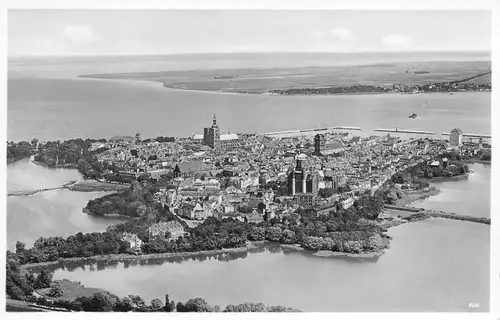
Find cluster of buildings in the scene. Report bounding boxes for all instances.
[101,119,490,252]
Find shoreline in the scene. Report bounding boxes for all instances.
[31,160,78,170]
[69,180,129,192]
[423,173,469,182]
[21,242,261,271]
[395,186,441,207]
[79,75,490,98]
[81,207,131,219]
[21,237,391,271]
[462,159,491,165]
[313,250,385,259]
[7,155,33,164]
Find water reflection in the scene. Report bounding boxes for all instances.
[27,243,384,276]
[266,244,283,254]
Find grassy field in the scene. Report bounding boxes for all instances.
[6,299,46,312]
[81,60,491,93]
[37,279,109,301]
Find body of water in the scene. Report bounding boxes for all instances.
[8,53,490,142]
[412,163,491,217]
[45,164,490,312]
[7,54,490,311]
[7,158,129,250]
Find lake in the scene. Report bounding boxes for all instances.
[29,163,487,312]
[6,158,129,250]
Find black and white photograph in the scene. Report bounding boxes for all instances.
[3,0,498,315]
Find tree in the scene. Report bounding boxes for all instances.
[265,226,283,242]
[114,296,133,312]
[301,236,325,251]
[164,294,174,312]
[49,281,64,297]
[35,269,54,289]
[176,301,189,312]
[248,226,266,241]
[280,229,296,244]
[224,302,267,312]
[150,298,164,311]
[15,241,26,254]
[87,292,117,311]
[128,294,147,309]
[177,298,215,312]
[257,202,266,213]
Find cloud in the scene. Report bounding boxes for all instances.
[63,25,98,45]
[382,34,415,49]
[330,28,354,41]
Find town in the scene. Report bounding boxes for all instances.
[268,71,491,96]
[49,114,485,240]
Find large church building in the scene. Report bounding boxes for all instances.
[287,154,319,196]
[203,114,221,149]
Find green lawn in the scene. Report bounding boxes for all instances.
[38,279,109,301]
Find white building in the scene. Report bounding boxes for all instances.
[450,128,463,146]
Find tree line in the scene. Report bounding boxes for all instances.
[7,140,36,162]
[30,138,106,178]
[13,191,387,267]
[7,251,298,312]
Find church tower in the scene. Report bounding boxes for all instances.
[203,111,221,149]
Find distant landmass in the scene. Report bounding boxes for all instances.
[79,59,491,95]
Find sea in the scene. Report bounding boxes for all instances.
[6,52,491,312]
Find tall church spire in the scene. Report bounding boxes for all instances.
[212,109,217,126]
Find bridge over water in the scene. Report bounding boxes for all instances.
[385,205,490,225]
[7,187,64,197]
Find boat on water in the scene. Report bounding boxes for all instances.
[409,113,418,119]
[212,76,234,80]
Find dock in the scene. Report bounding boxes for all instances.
[263,126,362,138]
[374,128,435,135]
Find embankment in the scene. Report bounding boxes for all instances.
[424,173,469,182]
[69,180,129,192]
[21,243,259,271]
[31,160,78,170]
[395,186,440,206]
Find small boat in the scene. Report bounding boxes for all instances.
[409,113,418,119]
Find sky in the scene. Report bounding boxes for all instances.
[8,10,492,56]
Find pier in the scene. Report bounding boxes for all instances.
[374,128,435,135]
[263,126,362,138]
[385,205,490,225]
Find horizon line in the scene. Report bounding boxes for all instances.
[8,50,492,59]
